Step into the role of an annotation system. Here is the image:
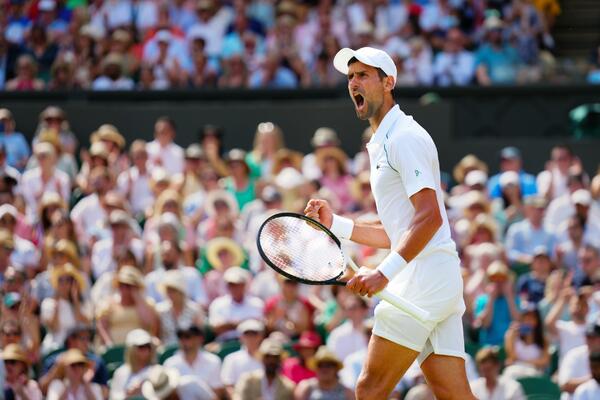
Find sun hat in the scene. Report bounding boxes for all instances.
[316,147,349,174]
[333,47,397,85]
[0,344,29,365]
[50,263,86,291]
[311,127,340,148]
[205,237,245,271]
[223,266,251,284]
[159,269,187,297]
[307,346,343,371]
[60,348,89,366]
[205,190,239,217]
[237,319,265,335]
[115,265,145,288]
[141,365,180,400]
[125,328,154,347]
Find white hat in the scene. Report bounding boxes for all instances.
[38,0,56,11]
[333,47,397,85]
[0,204,18,220]
[571,189,592,206]
[159,270,187,296]
[125,329,153,347]
[465,170,488,187]
[237,319,265,334]
[141,366,180,400]
[155,30,172,43]
[224,266,251,284]
[499,171,520,188]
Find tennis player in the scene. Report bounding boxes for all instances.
[304,47,476,400]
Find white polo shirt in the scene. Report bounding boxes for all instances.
[366,105,453,254]
[164,350,223,389]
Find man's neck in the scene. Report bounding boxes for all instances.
[485,376,498,391]
[368,99,396,133]
[184,348,199,364]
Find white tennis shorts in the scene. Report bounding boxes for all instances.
[372,248,467,364]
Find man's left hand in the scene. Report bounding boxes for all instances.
[347,267,389,297]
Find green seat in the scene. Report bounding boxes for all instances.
[516,376,560,400]
[547,345,559,376]
[159,344,179,364]
[465,342,481,359]
[510,263,530,279]
[101,345,125,378]
[214,340,241,360]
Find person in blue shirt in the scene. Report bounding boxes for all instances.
[473,261,521,346]
[0,108,30,172]
[505,196,555,265]
[249,51,298,89]
[39,325,109,395]
[475,15,522,85]
[517,246,553,304]
[487,146,537,200]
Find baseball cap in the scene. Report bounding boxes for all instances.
[533,245,550,259]
[464,170,488,187]
[571,189,592,207]
[125,329,154,347]
[333,47,397,85]
[500,146,521,160]
[237,319,264,334]
[224,266,251,284]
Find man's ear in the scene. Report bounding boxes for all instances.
[384,75,395,92]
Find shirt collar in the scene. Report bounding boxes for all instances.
[369,105,403,145]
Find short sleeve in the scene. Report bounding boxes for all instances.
[40,298,56,324]
[387,132,437,198]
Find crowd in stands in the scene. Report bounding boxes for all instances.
[0,104,599,399]
[5,0,598,91]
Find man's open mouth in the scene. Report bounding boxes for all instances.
[353,93,365,110]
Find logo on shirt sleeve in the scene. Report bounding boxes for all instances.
[415,169,421,177]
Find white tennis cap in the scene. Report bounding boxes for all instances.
[333,47,397,85]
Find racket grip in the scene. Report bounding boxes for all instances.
[376,288,431,322]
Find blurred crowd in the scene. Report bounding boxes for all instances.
[4,0,598,91]
[0,104,599,399]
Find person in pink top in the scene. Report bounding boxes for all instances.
[282,331,322,384]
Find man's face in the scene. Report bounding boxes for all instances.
[478,359,500,380]
[155,121,174,145]
[178,331,202,353]
[579,249,599,276]
[551,148,571,172]
[500,157,521,172]
[587,335,600,353]
[263,354,281,375]
[347,61,388,120]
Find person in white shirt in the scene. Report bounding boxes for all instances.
[164,324,225,399]
[537,144,580,201]
[304,46,474,399]
[91,210,144,280]
[545,287,589,361]
[144,239,207,306]
[117,140,154,217]
[221,319,264,398]
[559,320,600,399]
[544,172,585,235]
[326,295,369,363]
[433,28,475,86]
[573,351,600,400]
[470,347,525,400]
[208,266,264,341]
[0,204,39,269]
[20,142,70,221]
[141,365,216,400]
[146,116,184,175]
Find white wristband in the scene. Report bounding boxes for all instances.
[330,214,354,240]
[376,252,408,281]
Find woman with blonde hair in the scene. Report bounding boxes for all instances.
[452,154,489,196]
[110,329,158,400]
[246,121,284,179]
[317,147,354,213]
[47,349,103,400]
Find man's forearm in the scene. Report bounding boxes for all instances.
[349,223,391,249]
[393,206,442,263]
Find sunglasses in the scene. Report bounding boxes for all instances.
[2,331,20,337]
[136,344,152,350]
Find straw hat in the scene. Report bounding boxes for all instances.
[463,190,490,213]
[39,192,66,213]
[53,239,80,268]
[307,346,343,371]
[40,106,66,121]
[90,124,125,150]
[223,266,251,284]
[205,190,239,217]
[311,127,340,148]
[486,261,512,281]
[141,366,180,400]
[115,265,145,288]
[453,154,488,184]
[89,141,109,160]
[37,129,61,151]
[205,237,245,271]
[350,171,371,201]
[60,349,89,366]
[159,270,187,297]
[50,263,86,291]
[34,142,56,157]
[316,147,348,174]
[272,148,303,176]
[258,338,285,360]
[0,344,29,365]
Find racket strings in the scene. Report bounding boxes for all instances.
[258,216,345,282]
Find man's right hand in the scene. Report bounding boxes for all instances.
[304,199,333,229]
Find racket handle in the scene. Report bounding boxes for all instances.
[347,258,431,322]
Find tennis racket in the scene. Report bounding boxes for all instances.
[256,212,430,322]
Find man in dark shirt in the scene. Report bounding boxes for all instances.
[517,246,552,304]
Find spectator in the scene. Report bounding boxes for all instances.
[504,0,544,67]
[175,144,208,200]
[302,127,343,181]
[34,106,78,156]
[559,320,600,398]
[0,204,38,270]
[537,144,581,201]
[0,108,30,172]
[295,345,353,399]
[233,338,295,400]
[28,128,78,184]
[265,278,314,339]
[433,27,475,86]
[1,343,43,400]
[555,217,586,277]
[40,263,91,355]
[156,270,205,346]
[208,266,264,341]
[516,246,554,304]
[475,16,522,85]
[222,148,257,210]
[141,365,216,400]
[249,51,298,88]
[503,305,550,379]
[46,349,103,400]
[110,329,158,400]
[545,286,589,361]
[281,330,321,384]
[40,325,108,396]
[92,53,135,90]
[470,346,525,400]
[0,144,21,188]
[117,140,154,218]
[545,172,586,238]
[199,124,229,177]
[147,116,185,176]
[492,171,525,237]
[96,266,160,346]
[245,122,284,180]
[0,34,21,89]
[573,245,600,289]
[473,261,520,346]
[317,147,354,213]
[588,45,600,84]
[164,324,225,398]
[563,190,600,248]
[487,146,537,200]
[5,54,45,91]
[506,197,555,266]
[327,295,369,363]
[219,53,250,88]
[221,319,265,397]
[573,351,600,399]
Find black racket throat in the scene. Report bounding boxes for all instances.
[256,212,347,286]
